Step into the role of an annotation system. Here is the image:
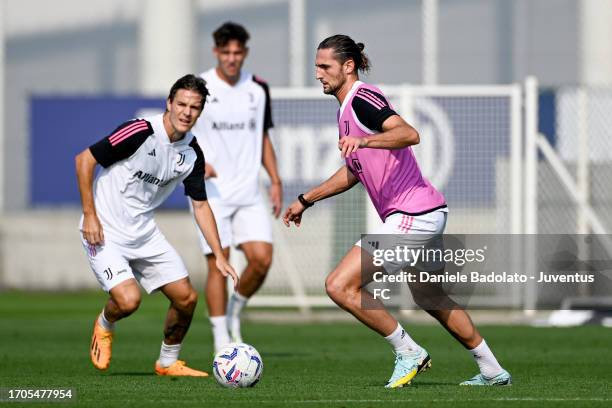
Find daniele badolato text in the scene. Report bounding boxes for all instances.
[370,246,595,284]
[372,270,595,284]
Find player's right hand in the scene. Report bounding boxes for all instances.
[283,200,305,227]
[216,257,239,289]
[81,213,104,246]
[204,163,217,179]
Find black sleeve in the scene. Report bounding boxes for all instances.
[253,75,274,132]
[183,138,208,201]
[351,88,397,132]
[89,119,153,168]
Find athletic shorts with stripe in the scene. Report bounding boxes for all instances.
[80,231,189,294]
[357,209,448,273]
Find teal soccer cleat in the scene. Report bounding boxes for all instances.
[460,369,512,386]
[385,348,431,388]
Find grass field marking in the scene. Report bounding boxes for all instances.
[101,398,612,404]
[214,398,612,404]
[294,399,611,404]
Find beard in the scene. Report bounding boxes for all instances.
[322,82,338,95]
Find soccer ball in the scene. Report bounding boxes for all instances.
[213,343,263,388]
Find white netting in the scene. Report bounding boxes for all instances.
[524,86,612,308]
[541,86,612,234]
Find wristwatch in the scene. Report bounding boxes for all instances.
[298,194,314,208]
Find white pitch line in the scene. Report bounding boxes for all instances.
[288,398,611,403]
[101,397,612,404]
[232,398,611,404]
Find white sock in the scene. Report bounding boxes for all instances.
[158,342,181,368]
[97,310,115,331]
[226,292,248,342]
[210,315,231,352]
[384,323,420,353]
[469,339,504,378]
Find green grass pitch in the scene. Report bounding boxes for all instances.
[1,291,611,407]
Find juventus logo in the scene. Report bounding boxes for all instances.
[103,268,113,281]
[176,153,186,166]
[344,120,350,135]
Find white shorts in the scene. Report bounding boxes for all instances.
[81,232,189,294]
[357,209,448,273]
[194,197,273,255]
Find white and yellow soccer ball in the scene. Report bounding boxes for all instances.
[213,343,263,388]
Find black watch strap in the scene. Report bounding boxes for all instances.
[298,194,314,208]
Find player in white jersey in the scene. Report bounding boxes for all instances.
[76,74,238,376]
[191,22,282,351]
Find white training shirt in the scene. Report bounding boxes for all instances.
[84,113,207,245]
[192,68,273,205]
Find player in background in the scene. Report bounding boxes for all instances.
[192,22,282,352]
[283,35,512,388]
[76,74,238,376]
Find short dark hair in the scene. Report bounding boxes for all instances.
[318,34,371,73]
[167,74,209,111]
[213,22,250,47]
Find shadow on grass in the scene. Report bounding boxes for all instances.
[107,372,156,377]
[411,380,462,387]
[261,352,311,358]
[363,380,458,387]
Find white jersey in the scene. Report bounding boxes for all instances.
[84,113,207,245]
[192,68,273,205]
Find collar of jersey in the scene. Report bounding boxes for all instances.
[150,113,190,146]
[339,80,363,117]
[210,68,250,89]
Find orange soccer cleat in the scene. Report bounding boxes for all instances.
[90,319,113,371]
[155,360,209,377]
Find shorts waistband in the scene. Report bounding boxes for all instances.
[384,204,448,221]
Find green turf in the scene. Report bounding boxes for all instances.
[0,292,611,407]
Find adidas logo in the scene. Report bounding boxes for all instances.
[211,97,219,103]
[148,149,156,157]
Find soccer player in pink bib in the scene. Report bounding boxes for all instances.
[283,35,511,388]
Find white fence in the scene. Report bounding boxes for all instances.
[522,79,612,312]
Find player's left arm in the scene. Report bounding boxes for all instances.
[184,139,238,287]
[262,131,283,218]
[255,75,283,218]
[191,199,239,287]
